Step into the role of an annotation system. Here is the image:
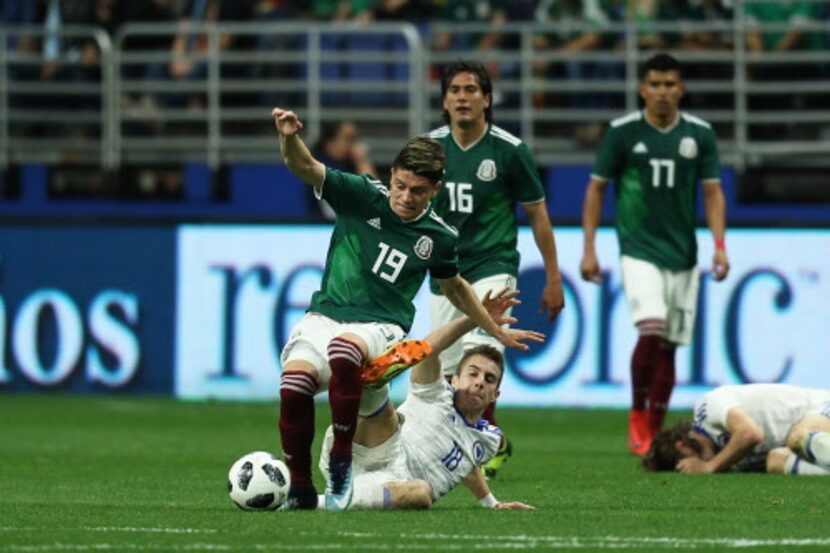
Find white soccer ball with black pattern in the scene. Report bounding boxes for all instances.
[227,451,290,511]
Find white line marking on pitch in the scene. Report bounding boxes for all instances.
[0,527,217,535]
[4,531,830,551]
[6,536,830,552]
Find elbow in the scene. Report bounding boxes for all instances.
[285,159,309,176]
[740,427,764,450]
[438,277,461,298]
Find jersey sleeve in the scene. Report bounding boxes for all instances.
[694,388,739,437]
[428,228,459,280]
[698,127,721,182]
[592,125,623,181]
[509,143,546,204]
[320,167,383,216]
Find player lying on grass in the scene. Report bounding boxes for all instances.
[643,383,830,475]
[316,287,541,510]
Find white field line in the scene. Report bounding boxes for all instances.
[5,534,830,552]
[339,531,830,548]
[0,527,217,535]
[3,529,830,551]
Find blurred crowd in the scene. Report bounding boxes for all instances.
[2,0,829,199]
[4,1,828,66]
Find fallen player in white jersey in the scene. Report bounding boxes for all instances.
[643,383,830,475]
[317,288,541,510]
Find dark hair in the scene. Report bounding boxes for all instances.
[639,52,683,81]
[391,136,444,184]
[456,344,505,386]
[642,420,702,471]
[440,60,493,125]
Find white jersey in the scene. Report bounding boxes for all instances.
[397,379,502,500]
[694,384,830,472]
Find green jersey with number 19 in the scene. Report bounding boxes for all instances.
[309,167,459,332]
[592,111,721,271]
[428,124,545,293]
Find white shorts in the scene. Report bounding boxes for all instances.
[619,255,699,345]
[430,273,517,375]
[280,312,406,390]
[810,402,830,418]
[318,425,411,510]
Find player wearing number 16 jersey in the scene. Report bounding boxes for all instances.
[579,53,730,457]
[428,61,565,478]
[270,107,539,512]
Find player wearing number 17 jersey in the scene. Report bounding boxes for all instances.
[579,53,730,457]
[270,108,537,512]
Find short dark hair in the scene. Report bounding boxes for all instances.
[642,420,702,471]
[456,344,505,386]
[440,60,493,125]
[639,53,683,81]
[391,136,444,185]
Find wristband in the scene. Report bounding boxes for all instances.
[479,493,498,508]
[714,239,725,251]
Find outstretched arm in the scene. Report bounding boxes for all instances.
[271,107,325,186]
[411,288,543,385]
[462,467,534,510]
[437,275,542,351]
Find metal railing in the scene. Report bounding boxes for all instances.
[0,11,828,173]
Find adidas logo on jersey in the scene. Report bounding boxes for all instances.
[632,142,648,154]
[366,217,381,230]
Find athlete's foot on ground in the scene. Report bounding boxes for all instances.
[279,484,319,510]
[324,456,354,511]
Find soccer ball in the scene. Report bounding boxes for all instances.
[227,451,290,511]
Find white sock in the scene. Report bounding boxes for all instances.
[358,384,389,417]
[803,431,830,468]
[785,453,830,475]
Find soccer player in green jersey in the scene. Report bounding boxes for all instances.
[428,61,565,478]
[579,53,730,457]
[271,107,540,511]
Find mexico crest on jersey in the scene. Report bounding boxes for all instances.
[476,159,497,181]
[679,137,698,159]
[414,235,433,260]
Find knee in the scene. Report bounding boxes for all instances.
[785,415,826,453]
[280,362,319,396]
[406,481,433,510]
[786,424,808,453]
[331,334,369,359]
[390,480,432,510]
[766,447,791,474]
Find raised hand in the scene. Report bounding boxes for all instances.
[271,108,304,136]
[481,287,520,326]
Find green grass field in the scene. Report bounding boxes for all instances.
[2,395,829,552]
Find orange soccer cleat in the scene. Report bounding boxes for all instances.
[361,340,433,387]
